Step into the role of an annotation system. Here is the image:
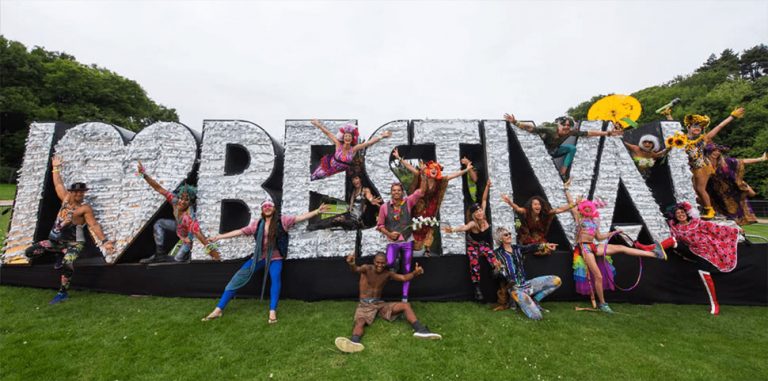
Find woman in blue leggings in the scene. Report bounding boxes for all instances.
[202,199,327,323]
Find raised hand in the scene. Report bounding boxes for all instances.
[380,130,392,139]
[346,254,356,265]
[52,155,63,167]
[392,147,401,159]
[503,113,517,124]
[501,193,511,204]
[730,107,745,119]
[414,262,424,275]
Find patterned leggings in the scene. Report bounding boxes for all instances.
[466,240,499,284]
[25,240,84,293]
[511,275,562,320]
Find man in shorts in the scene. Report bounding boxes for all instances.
[334,252,442,353]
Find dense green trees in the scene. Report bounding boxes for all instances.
[0,36,178,174]
[568,45,768,198]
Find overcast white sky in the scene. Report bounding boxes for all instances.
[2,0,766,139]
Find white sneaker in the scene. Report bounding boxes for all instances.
[335,337,365,353]
[413,330,442,340]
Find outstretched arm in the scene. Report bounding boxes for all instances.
[363,187,382,207]
[295,203,330,223]
[311,119,341,146]
[500,194,526,214]
[390,262,424,282]
[137,161,168,195]
[587,129,623,138]
[623,141,640,154]
[480,179,491,212]
[461,157,479,183]
[50,155,69,202]
[443,221,478,234]
[705,107,744,141]
[211,228,246,242]
[445,161,472,181]
[564,188,581,221]
[504,113,536,132]
[392,148,420,176]
[742,152,768,165]
[193,229,221,261]
[353,130,391,152]
[83,206,114,254]
[345,253,365,273]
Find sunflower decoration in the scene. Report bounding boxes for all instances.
[665,131,688,149]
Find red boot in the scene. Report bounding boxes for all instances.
[698,270,719,315]
[634,237,676,251]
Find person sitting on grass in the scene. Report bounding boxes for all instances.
[491,227,560,319]
[334,252,442,354]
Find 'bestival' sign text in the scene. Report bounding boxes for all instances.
[3,119,696,264]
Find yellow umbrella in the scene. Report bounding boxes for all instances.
[587,94,642,129]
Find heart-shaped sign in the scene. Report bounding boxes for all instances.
[53,122,198,263]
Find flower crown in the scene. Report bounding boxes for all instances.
[336,124,359,145]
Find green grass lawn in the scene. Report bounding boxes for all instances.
[1,286,766,381]
[0,183,16,200]
[743,223,768,240]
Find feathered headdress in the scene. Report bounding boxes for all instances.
[336,123,360,145]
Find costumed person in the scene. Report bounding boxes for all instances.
[202,200,329,323]
[376,180,425,302]
[392,147,473,255]
[666,202,741,315]
[310,119,391,181]
[136,162,221,264]
[334,252,442,353]
[704,144,766,225]
[311,174,382,230]
[24,155,115,304]
[504,113,622,179]
[500,192,573,245]
[623,134,669,179]
[442,179,502,302]
[680,107,745,219]
[460,156,480,202]
[491,227,561,319]
[567,192,667,313]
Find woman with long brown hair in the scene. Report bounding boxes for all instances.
[500,193,572,245]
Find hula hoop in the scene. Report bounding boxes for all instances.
[600,231,644,292]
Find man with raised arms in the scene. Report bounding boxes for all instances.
[24,155,115,304]
[334,252,442,353]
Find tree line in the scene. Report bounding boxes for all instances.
[0,36,178,177]
[568,45,768,199]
